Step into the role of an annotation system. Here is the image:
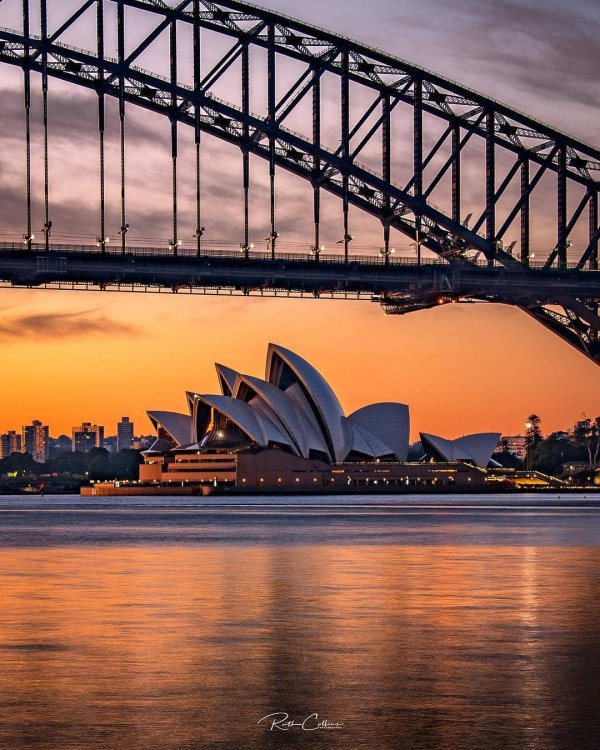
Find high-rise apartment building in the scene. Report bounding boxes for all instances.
[22,420,49,462]
[72,423,105,453]
[0,430,22,458]
[117,417,134,451]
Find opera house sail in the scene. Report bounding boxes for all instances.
[126,344,500,494]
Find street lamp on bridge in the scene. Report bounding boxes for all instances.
[42,221,52,251]
[379,246,396,265]
[168,239,182,255]
[119,223,129,254]
[96,236,110,251]
[240,241,254,259]
[194,226,205,256]
[22,233,35,249]
[311,244,325,261]
[265,231,279,258]
[337,233,353,259]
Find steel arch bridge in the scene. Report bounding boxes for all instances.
[0,0,599,362]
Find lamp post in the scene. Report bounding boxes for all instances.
[119,223,129,254]
[96,235,110,252]
[168,238,182,255]
[22,233,35,249]
[240,241,254,259]
[194,226,205,256]
[337,233,353,259]
[42,220,52,251]
[310,244,325,262]
[379,246,396,265]
[265,230,279,258]
[525,420,532,472]
[412,224,429,265]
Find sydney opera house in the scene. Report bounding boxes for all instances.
[135,344,500,493]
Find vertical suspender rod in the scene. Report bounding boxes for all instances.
[23,0,32,247]
[341,49,350,263]
[170,18,178,254]
[40,0,51,250]
[268,24,276,259]
[118,0,127,253]
[193,0,203,255]
[242,42,250,255]
[97,0,106,251]
[312,66,321,260]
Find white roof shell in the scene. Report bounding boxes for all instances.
[146,411,193,447]
[266,343,351,462]
[349,403,410,461]
[348,421,396,459]
[454,433,501,468]
[148,344,419,466]
[246,396,300,456]
[420,432,501,468]
[281,383,331,458]
[233,373,324,458]
[194,394,294,450]
[214,363,239,396]
[185,391,197,414]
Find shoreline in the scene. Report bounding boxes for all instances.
[1,493,600,509]
[2,485,600,498]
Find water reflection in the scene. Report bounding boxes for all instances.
[0,506,598,748]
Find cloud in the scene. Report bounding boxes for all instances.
[0,309,141,342]
[451,0,600,108]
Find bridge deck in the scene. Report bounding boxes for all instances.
[0,243,597,304]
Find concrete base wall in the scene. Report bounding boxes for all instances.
[99,448,489,496]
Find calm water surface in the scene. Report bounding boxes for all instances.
[0,493,598,749]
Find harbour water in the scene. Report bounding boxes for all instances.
[0,493,598,749]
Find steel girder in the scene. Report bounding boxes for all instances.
[0,0,599,362]
[0,244,596,298]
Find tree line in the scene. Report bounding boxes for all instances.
[494,414,600,477]
[0,448,143,493]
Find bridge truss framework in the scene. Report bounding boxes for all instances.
[0,0,599,362]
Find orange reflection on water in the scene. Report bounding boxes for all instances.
[0,542,598,749]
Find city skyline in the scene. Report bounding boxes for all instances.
[0,418,138,438]
[0,0,598,439]
[0,408,595,453]
[0,416,149,459]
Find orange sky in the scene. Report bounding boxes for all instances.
[0,286,598,440]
